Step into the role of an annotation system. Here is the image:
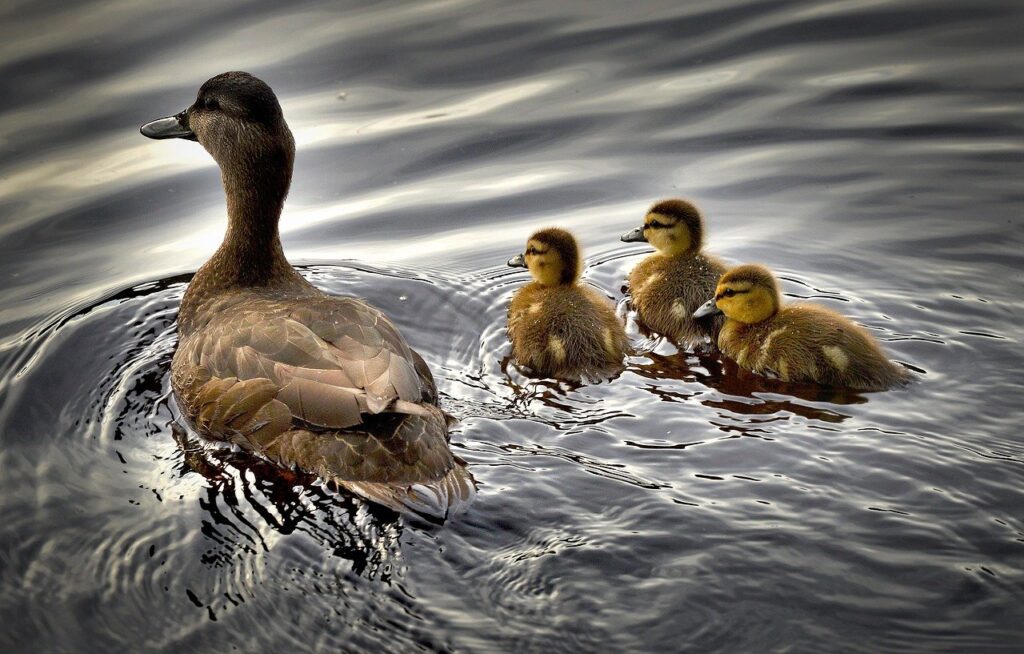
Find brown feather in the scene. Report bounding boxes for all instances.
[719,302,911,390]
[508,283,628,379]
[712,264,910,390]
[628,251,726,347]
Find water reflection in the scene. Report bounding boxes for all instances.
[3,0,1024,650]
[630,351,855,422]
[173,425,404,580]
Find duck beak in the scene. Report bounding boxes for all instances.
[620,226,647,243]
[693,297,722,318]
[141,110,197,141]
[507,253,526,268]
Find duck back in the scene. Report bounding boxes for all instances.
[171,287,474,518]
[628,252,726,347]
[718,303,910,391]
[508,283,627,378]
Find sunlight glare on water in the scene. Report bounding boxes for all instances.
[0,0,1022,652]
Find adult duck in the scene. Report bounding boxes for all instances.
[141,71,473,519]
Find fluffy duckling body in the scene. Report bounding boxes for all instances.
[507,228,628,379]
[141,72,473,519]
[621,199,727,347]
[694,264,910,390]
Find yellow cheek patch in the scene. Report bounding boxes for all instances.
[531,260,562,286]
[548,336,566,363]
[649,230,686,256]
[646,217,692,256]
[822,345,849,371]
[529,303,542,314]
[720,287,773,324]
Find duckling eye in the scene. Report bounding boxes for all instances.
[723,288,736,298]
[645,221,664,230]
[202,97,219,111]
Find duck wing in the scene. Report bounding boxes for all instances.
[171,294,474,518]
[171,366,474,519]
[273,411,474,519]
[176,295,429,430]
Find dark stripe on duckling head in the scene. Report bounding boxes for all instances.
[529,227,580,284]
[718,263,781,302]
[648,198,705,251]
[197,71,283,125]
[716,287,750,300]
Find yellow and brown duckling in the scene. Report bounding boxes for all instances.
[693,264,911,390]
[507,228,628,379]
[621,199,727,348]
[141,72,473,519]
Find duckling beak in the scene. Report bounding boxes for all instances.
[620,226,647,243]
[693,297,722,318]
[507,253,527,268]
[141,111,198,141]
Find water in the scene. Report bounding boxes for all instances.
[2,0,1023,651]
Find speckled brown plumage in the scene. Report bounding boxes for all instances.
[145,72,473,518]
[507,228,628,379]
[623,199,726,348]
[508,283,628,378]
[627,253,726,346]
[717,303,909,390]
[711,264,911,391]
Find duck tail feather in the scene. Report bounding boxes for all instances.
[337,460,476,522]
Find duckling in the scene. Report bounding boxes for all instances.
[141,72,473,519]
[693,264,911,390]
[507,228,628,379]
[621,199,727,348]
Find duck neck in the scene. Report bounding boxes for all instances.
[209,142,297,287]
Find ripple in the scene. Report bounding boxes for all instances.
[3,0,1024,651]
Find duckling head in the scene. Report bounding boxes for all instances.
[141,71,295,198]
[694,264,780,324]
[508,228,581,287]
[620,199,705,257]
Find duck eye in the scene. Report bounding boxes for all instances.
[645,221,663,230]
[203,97,219,111]
[723,289,735,297]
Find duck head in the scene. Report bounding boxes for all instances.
[694,263,781,324]
[621,198,705,257]
[508,227,582,287]
[141,71,295,204]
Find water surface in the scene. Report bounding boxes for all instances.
[1,0,1023,651]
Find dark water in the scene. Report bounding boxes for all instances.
[2,0,1023,651]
